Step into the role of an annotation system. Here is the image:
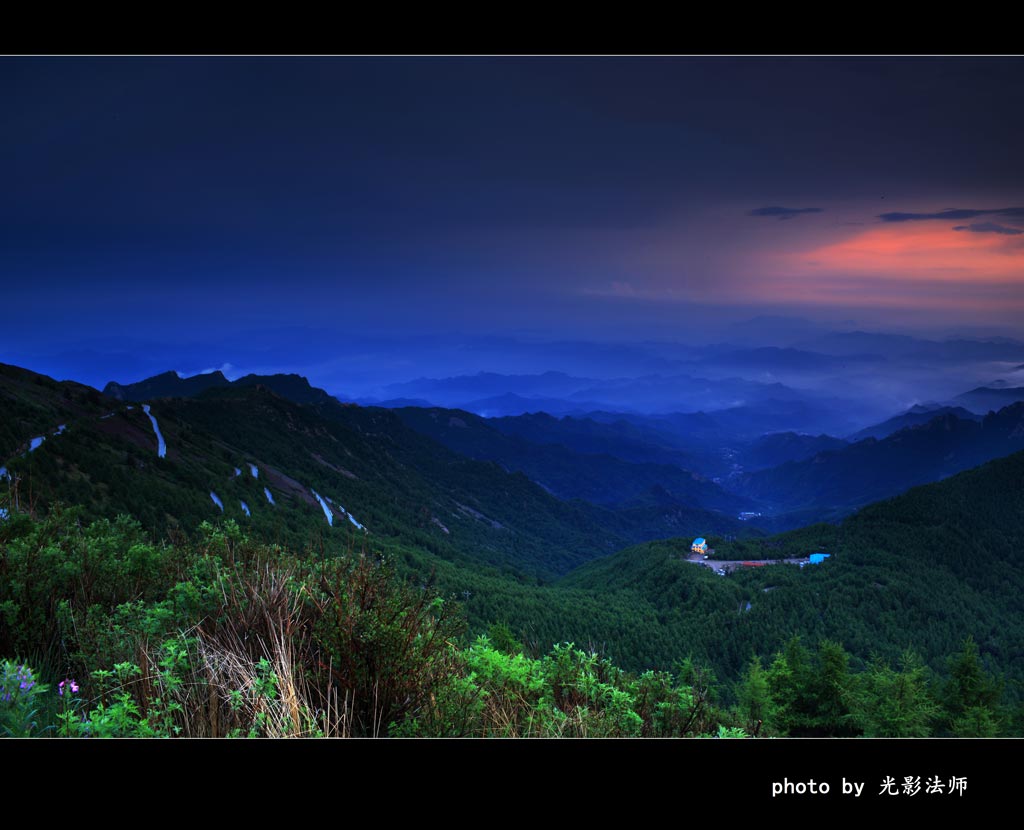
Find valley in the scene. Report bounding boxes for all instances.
[3,356,1023,737]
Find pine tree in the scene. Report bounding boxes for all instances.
[847,649,938,737]
[942,636,1004,737]
[736,655,776,736]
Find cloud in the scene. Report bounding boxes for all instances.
[879,207,1024,223]
[770,223,1024,289]
[953,222,1024,236]
[748,206,823,220]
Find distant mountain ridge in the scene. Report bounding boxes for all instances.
[798,330,1024,362]
[737,402,1024,521]
[954,385,1024,413]
[741,432,849,470]
[395,406,750,520]
[104,370,334,405]
[695,346,884,371]
[104,370,229,401]
[849,404,981,442]
[375,369,867,432]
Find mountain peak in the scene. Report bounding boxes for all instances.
[101,369,335,406]
[103,369,230,401]
[233,373,332,404]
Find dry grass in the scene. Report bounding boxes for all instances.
[157,560,347,737]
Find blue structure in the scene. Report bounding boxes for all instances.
[809,553,830,565]
[691,537,708,554]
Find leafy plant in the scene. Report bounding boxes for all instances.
[0,660,49,737]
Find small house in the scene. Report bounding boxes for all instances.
[808,553,830,565]
[691,537,708,555]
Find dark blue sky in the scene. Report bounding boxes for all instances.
[3,56,1023,392]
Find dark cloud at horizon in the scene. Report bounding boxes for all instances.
[879,207,1024,223]
[748,206,823,220]
[953,222,1024,236]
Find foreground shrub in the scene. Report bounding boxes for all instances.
[0,660,49,736]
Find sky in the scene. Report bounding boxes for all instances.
[2,55,1023,392]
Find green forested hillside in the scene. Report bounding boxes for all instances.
[0,364,110,459]
[0,500,1013,738]
[5,365,757,589]
[559,449,1024,696]
[396,406,748,514]
[3,370,629,580]
[3,363,1024,737]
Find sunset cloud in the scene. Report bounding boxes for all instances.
[953,222,1023,236]
[879,207,1024,223]
[782,223,1024,283]
[722,220,1024,315]
[748,206,823,220]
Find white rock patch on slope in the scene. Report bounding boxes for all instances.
[311,489,333,526]
[331,500,366,532]
[141,405,167,458]
[210,491,224,512]
[240,501,251,517]
[264,487,275,505]
[248,463,258,478]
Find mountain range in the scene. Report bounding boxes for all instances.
[735,404,1024,524]
[4,360,1024,704]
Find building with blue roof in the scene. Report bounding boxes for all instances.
[691,537,708,554]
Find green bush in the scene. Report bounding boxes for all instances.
[0,660,49,737]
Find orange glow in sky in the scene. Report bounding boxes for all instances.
[728,221,1024,312]
[783,223,1024,283]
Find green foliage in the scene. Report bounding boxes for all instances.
[941,636,1005,736]
[735,655,777,736]
[3,356,1023,739]
[55,659,187,738]
[485,622,525,655]
[847,649,939,737]
[951,706,1001,738]
[766,638,858,737]
[307,555,468,737]
[628,669,705,737]
[534,643,642,737]
[0,506,177,668]
[450,637,736,738]
[555,448,1024,707]
[0,660,49,736]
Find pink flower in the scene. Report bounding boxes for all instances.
[58,679,79,696]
